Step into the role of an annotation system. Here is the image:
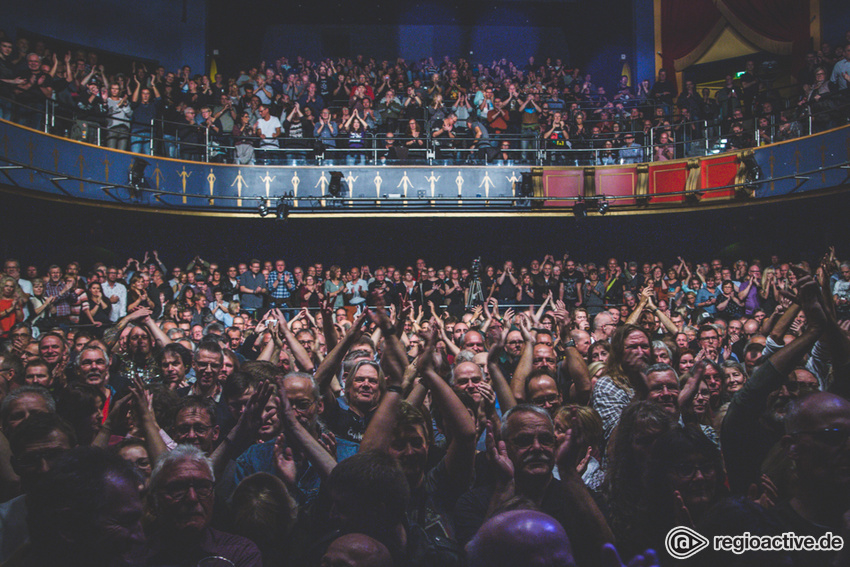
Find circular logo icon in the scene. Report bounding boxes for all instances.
[665,526,710,560]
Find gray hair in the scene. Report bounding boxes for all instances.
[167,328,186,340]
[720,360,748,378]
[651,341,673,362]
[283,371,320,400]
[203,322,225,337]
[450,358,483,385]
[1,385,56,424]
[453,349,476,365]
[73,344,110,375]
[592,312,613,332]
[500,404,553,439]
[645,362,677,380]
[150,444,214,493]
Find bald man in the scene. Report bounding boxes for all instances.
[321,533,393,567]
[466,510,575,567]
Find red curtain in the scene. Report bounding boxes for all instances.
[660,0,722,76]
[660,0,811,76]
[717,0,811,58]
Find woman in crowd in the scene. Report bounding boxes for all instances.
[126,273,151,312]
[82,281,112,335]
[0,275,25,339]
[298,275,324,309]
[324,265,345,310]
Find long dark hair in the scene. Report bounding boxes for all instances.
[604,324,652,391]
[604,401,673,561]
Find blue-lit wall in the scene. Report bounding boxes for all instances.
[261,24,569,67]
[0,0,207,73]
[632,0,656,84]
[821,0,850,48]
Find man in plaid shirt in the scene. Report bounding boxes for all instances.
[44,265,78,325]
[267,259,296,313]
[589,324,653,443]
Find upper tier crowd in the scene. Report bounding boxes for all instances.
[2,29,850,167]
[0,245,849,566]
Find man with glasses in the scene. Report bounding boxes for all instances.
[697,323,725,363]
[182,341,224,402]
[172,396,220,454]
[778,392,850,566]
[231,372,332,505]
[143,445,261,565]
[454,405,613,565]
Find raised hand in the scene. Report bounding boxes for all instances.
[673,490,694,528]
[273,435,297,487]
[747,474,778,509]
[485,420,513,485]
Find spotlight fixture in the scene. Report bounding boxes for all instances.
[740,153,762,195]
[597,199,610,214]
[328,171,344,199]
[573,200,587,218]
[258,203,269,217]
[276,200,290,220]
[128,158,150,198]
[519,172,534,198]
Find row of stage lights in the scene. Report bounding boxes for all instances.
[573,198,610,217]
[258,192,294,219]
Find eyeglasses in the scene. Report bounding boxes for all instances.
[793,428,850,447]
[289,399,316,411]
[509,432,556,448]
[531,394,561,406]
[175,423,212,435]
[671,462,716,479]
[160,478,214,500]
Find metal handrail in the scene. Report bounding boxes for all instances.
[3,92,848,167]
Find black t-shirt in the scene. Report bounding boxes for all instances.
[368,279,396,307]
[495,274,517,302]
[561,272,582,302]
[323,396,371,445]
[534,275,560,303]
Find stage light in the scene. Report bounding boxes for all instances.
[597,199,610,214]
[573,200,587,218]
[276,200,290,220]
[519,172,534,198]
[741,153,762,195]
[328,171,344,198]
[128,158,150,198]
[258,203,268,217]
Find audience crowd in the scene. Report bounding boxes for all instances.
[2,30,850,167]
[0,246,849,566]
